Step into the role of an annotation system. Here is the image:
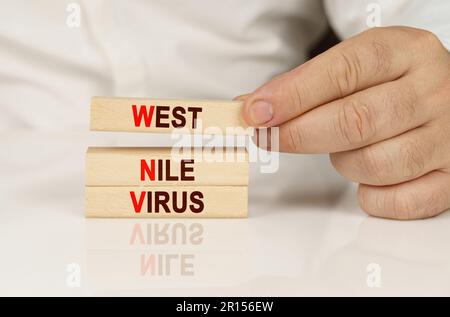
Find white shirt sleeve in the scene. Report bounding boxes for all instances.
[324,0,450,50]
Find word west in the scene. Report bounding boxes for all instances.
[132,105,202,129]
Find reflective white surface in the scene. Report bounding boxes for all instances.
[1,132,449,296]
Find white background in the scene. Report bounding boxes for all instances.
[1,131,449,296]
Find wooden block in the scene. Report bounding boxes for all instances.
[85,186,248,218]
[86,147,248,186]
[90,97,249,135]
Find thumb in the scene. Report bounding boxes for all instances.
[240,66,310,127]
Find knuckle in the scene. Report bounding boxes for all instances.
[386,84,418,126]
[360,188,430,220]
[370,40,393,75]
[286,124,305,152]
[422,189,446,218]
[359,146,392,184]
[364,26,383,36]
[390,189,439,220]
[391,190,422,220]
[391,187,443,220]
[357,186,413,219]
[290,78,307,114]
[327,50,362,97]
[336,99,376,146]
[439,71,450,97]
[401,138,427,179]
[413,28,442,47]
[358,181,445,220]
[408,28,445,58]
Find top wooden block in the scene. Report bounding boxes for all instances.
[90,97,249,135]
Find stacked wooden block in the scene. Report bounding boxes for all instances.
[85,97,249,218]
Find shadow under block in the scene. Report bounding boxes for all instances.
[90,97,249,135]
[85,186,248,218]
[86,147,248,186]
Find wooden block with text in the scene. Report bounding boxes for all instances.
[85,186,248,218]
[90,97,249,135]
[86,147,248,186]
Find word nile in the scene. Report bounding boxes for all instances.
[139,159,194,181]
[141,254,194,277]
[86,147,248,186]
[90,97,248,135]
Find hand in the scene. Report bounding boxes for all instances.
[239,26,450,220]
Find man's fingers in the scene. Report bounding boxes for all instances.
[357,170,450,220]
[330,125,446,186]
[242,27,435,127]
[277,75,432,153]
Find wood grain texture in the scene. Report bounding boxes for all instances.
[85,186,248,218]
[86,147,248,186]
[90,97,249,135]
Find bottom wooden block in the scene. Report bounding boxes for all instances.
[85,186,248,218]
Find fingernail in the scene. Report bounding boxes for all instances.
[249,100,273,125]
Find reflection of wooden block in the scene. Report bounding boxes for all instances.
[90,97,249,135]
[85,186,248,218]
[86,147,248,186]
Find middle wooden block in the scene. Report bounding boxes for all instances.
[86,147,248,186]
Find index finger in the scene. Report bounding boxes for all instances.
[242,27,430,127]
